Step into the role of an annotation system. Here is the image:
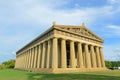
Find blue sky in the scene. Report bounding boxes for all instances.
[0,0,120,63]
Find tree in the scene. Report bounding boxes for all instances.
[105,61,112,69]
[0,59,15,69]
[111,61,120,67]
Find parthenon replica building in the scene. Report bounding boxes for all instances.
[15,22,106,73]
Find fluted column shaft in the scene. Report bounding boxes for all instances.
[41,43,46,68]
[100,47,105,67]
[21,53,23,68]
[52,37,58,68]
[34,46,38,68]
[26,51,29,69]
[23,53,26,69]
[37,44,42,68]
[70,41,76,68]
[96,46,101,67]
[85,44,91,68]
[28,49,32,68]
[90,45,97,68]
[61,39,67,68]
[28,49,31,69]
[46,40,51,68]
[78,42,84,68]
[31,48,34,68]
[24,51,27,69]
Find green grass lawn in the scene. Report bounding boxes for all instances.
[0,69,120,80]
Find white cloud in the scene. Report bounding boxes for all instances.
[11,52,16,55]
[107,0,120,4]
[105,25,120,36]
[107,25,120,29]
[1,0,120,62]
[1,0,120,27]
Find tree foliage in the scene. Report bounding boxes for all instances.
[105,61,112,68]
[0,59,15,69]
[105,61,120,69]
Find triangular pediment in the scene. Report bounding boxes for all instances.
[54,25,103,41]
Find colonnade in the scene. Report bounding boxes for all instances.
[15,37,105,70]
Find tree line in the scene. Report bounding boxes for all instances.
[0,59,15,69]
[0,59,120,70]
[105,61,120,69]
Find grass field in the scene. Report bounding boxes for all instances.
[0,69,120,80]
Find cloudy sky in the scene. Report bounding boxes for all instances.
[0,0,120,63]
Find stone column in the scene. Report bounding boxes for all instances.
[61,39,67,68]
[85,44,91,68]
[19,55,21,68]
[27,50,31,69]
[17,56,19,68]
[19,54,22,68]
[28,49,31,69]
[18,56,20,68]
[28,49,32,68]
[52,37,58,68]
[33,46,38,68]
[18,55,20,68]
[31,48,34,68]
[22,54,24,69]
[46,40,51,68]
[23,52,26,69]
[37,44,41,68]
[90,45,97,68]
[21,53,23,69]
[22,52,25,69]
[78,42,84,68]
[20,54,22,69]
[21,54,23,69]
[96,46,101,67]
[27,50,30,69]
[41,43,46,68]
[26,50,28,69]
[25,51,28,69]
[15,56,17,68]
[99,47,105,67]
[70,41,76,68]
[19,55,21,69]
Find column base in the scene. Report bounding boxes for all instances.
[14,67,108,74]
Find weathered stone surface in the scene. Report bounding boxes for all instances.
[15,23,106,73]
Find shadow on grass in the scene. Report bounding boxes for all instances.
[26,72,120,80]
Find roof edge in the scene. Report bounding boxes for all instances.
[16,26,54,54]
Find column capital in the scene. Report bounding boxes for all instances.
[53,37,58,39]
[94,46,98,48]
[61,38,67,40]
[84,43,89,46]
[70,40,75,42]
[99,47,103,49]
[77,42,82,44]
[90,45,94,48]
